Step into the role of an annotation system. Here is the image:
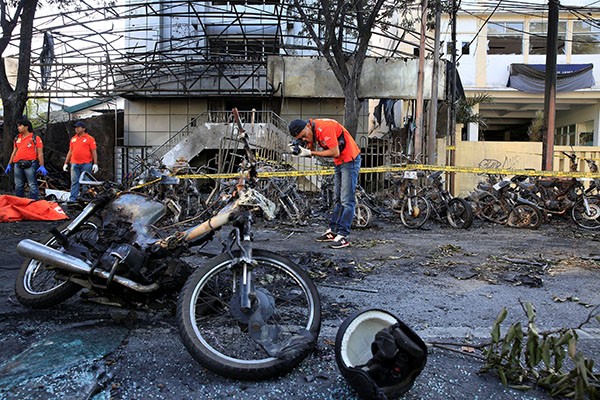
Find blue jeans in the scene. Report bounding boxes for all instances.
[69,163,92,202]
[329,154,361,237]
[14,161,39,200]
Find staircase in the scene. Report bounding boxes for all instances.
[148,110,290,170]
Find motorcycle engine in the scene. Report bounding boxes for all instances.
[142,257,192,292]
[544,200,561,210]
[98,243,149,282]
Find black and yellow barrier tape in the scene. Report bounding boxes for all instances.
[134,163,600,182]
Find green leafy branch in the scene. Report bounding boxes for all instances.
[481,302,599,399]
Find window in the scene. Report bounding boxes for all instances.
[488,22,523,54]
[209,38,280,60]
[529,21,566,55]
[579,132,593,146]
[446,41,470,55]
[572,21,600,54]
[555,124,576,146]
[462,41,470,55]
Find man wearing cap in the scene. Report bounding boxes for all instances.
[288,118,361,249]
[5,118,47,200]
[63,121,98,203]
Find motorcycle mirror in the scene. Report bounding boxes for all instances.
[78,170,103,186]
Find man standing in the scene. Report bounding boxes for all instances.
[288,118,361,249]
[63,121,98,202]
[5,118,47,200]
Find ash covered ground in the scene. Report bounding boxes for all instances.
[0,210,598,400]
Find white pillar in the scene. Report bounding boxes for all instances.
[467,122,479,141]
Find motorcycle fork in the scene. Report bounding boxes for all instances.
[581,195,593,215]
[229,211,255,312]
[61,202,103,235]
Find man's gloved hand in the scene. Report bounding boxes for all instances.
[63,164,69,172]
[36,165,48,176]
[288,143,311,157]
[4,164,11,174]
[91,164,99,174]
[296,147,312,157]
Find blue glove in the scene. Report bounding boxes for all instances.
[4,164,11,174]
[37,165,48,176]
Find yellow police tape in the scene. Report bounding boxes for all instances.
[150,163,600,182]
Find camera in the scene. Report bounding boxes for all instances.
[289,138,307,156]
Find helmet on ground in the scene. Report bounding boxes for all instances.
[334,309,427,400]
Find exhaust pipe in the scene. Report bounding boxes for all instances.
[17,239,159,293]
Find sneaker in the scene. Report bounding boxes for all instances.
[329,235,350,249]
[315,230,336,242]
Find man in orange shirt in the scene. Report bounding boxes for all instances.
[288,118,361,248]
[5,118,47,200]
[63,121,98,202]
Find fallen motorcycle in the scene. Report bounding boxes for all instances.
[15,108,321,380]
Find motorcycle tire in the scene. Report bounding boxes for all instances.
[446,198,474,229]
[399,196,430,229]
[177,249,321,380]
[352,202,372,228]
[15,219,100,308]
[571,195,600,230]
[507,204,543,229]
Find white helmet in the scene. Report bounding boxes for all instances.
[334,309,427,399]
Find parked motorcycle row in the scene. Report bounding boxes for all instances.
[203,156,600,232]
[465,153,600,230]
[115,149,600,234]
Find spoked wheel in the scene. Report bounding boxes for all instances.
[571,196,600,230]
[15,220,99,308]
[399,196,430,229]
[446,198,473,229]
[352,202,372,228]
[177,249,321,380]
[478,193,508,224]
[507,204,543,229]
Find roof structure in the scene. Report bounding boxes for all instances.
[17,0,432,100]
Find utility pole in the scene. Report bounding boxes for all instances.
[414,0,428,159]
[448,0,458,191]
[427,3,442,165]
[542,0,559,170]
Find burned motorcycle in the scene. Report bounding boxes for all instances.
[15,172,191,308]
[15,108,321,380]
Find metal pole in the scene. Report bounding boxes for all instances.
[448,0,458,191]
[542,0,559,170]
[427,3,441,165]
[414,0,428,159]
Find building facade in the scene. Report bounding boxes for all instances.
[440,0,600,146]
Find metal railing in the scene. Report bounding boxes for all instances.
[147,110,289,164]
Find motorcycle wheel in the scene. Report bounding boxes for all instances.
[507,204,543,229]
[352,202,372,228]
[478,193,508,224]
[177,249,321,380]
[446,198,473,229]
[571,195,600,230]
[399,196,430,229]
[14,220,100,308]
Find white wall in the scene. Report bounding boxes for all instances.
[124,99,208,148]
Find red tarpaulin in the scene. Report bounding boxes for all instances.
[0,195,68,222]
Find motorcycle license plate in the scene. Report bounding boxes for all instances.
[404,171,418,180]
[492,182,502,190]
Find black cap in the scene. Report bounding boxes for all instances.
[288,119,307,136]
[74,121,86,128]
